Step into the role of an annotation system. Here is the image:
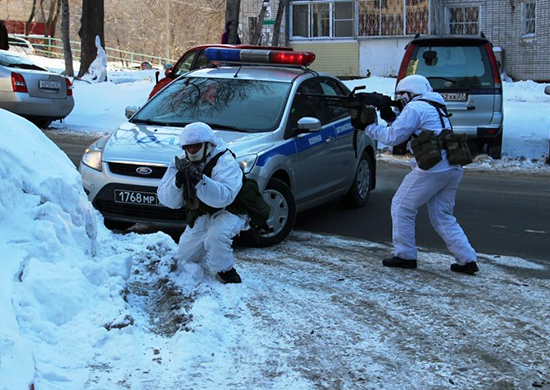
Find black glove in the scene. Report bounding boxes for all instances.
[379,106,396,122]
[350,105,377,130]
[184,163,203,187]
[174,156,192,188]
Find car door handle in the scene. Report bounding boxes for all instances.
[325,137,335,144]
[452,105,476,111]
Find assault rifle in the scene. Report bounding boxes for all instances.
[299,86,403,111]
[299,86,404,157]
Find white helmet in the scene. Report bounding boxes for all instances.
[395,75,433,105]
[179,122,218,163]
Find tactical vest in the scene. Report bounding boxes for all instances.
[185,150,271,229]
[410,99,472,170]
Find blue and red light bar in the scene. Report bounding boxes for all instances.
[204,48,316,67]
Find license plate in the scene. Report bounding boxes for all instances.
[39,80,61,90]
[441,92,467,102]
[114,190,159,206]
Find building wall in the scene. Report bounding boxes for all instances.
[358,37,411,77]
[439,0,550,81]
[290,41,359,77]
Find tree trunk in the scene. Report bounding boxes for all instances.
[251,1,269,45]
[61,0,73,77]
[272,0,285,47]
[77,0,105,79]
[25,0,38,36]
[227,0,241,44]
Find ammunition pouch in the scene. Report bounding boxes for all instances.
[439,130,473,166]
[411,130,443,170]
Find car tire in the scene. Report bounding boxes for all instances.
[341,152,373,208]
[238,178,296,248]
[104,219,135,231]
[32,119,53,128]
[467,138,485,156]
[487,132,503,159]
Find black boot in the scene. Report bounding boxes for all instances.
[217,268,242,284]
[382,257,417,269]
[451,262,479,275]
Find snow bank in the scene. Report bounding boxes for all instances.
[0,110,125,389]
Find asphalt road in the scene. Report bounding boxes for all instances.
[45,130,550,262]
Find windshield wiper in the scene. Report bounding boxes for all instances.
[427,76,456,84]
[204,122,249,132]
[131,118,169,126]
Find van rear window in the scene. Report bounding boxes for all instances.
[405,45,494,90]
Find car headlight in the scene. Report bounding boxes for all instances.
[82,149,103,171]
[236,154,257,174]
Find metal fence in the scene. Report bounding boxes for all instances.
[14,34,177,69]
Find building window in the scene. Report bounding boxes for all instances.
[358,0,429,37]
[291,1,355,39]
[447,6,479,35]
[522,1,536,37]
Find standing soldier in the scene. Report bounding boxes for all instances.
[355,75,478,275]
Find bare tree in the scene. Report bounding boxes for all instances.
[60,0,73,76]
[226,0,241,44]
[25,0,38,35]
[250,0,269,45]
[77,0,104,79]
[40,0,61,37]
[272,0,285,47]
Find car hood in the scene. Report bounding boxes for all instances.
[102,122,274,165]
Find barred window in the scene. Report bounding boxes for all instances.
[291,1,355,39]
[358,0,428,37]
[522,1,536,36]
[447,6,479,35]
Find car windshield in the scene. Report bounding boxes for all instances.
[133,76,291,132]
[0,52,45,70]
[405,44,494,90]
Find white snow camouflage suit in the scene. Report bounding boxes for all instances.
[365,91,477,264]
[157,136,248,274]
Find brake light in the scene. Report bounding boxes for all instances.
[204,48,316,67]
[65,77,73,96]
[485,43,502,87]
[397,44,414,83]
[11,72,28,93]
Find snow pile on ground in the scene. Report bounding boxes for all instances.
[0,109,97,388]
[81,36,108,83]
[504,80,550,103]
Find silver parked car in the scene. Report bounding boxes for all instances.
[397,35,503,158]
[79,48,377,247]
[0,50,74,127]
[8,35,35,56]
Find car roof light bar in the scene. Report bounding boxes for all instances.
[204,48,316,67]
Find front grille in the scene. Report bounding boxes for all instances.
[108,162,167,179]
[94,200,187,223]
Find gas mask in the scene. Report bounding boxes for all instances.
[184,142,215,164]
[396,91,413,111]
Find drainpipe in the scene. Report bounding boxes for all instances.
[284,0,290,47]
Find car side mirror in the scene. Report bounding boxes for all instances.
[296,117,322,134]
[165,66,174,78]
[545,86,550,95]
[125,105,139,119]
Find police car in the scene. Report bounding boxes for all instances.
[79,48,377,247]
